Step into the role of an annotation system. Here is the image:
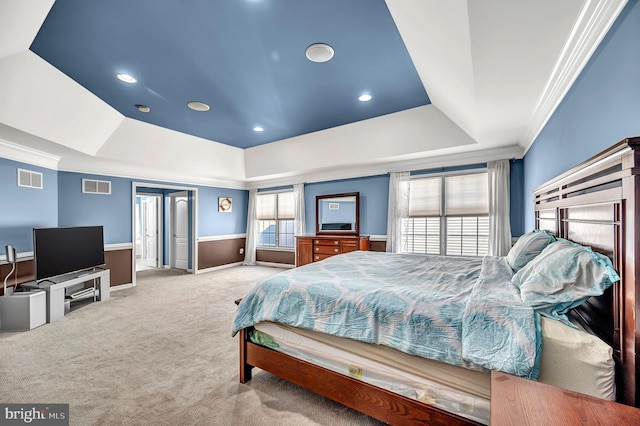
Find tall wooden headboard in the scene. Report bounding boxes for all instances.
[533,137,640,407]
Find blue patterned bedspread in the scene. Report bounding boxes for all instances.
[232,251,541,379]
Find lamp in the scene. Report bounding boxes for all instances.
[3,245,16,295]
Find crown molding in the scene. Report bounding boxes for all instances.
[0,137,60,169]
[245,144,524,189]
[523,0,628,153]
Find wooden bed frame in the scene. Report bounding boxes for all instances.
[237,137,640,424]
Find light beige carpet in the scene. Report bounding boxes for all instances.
[0,266,383,425]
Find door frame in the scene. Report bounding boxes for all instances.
[169,191,189,270]
[136,193,162,269]
[131,182,198,286]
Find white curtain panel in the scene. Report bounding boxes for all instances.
[243,189,257,265]
[386,171,410,253]
[293,183,306,236]
[488,160,512,256]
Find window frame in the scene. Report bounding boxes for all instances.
[403,169,489,257]
[256,189,296,250]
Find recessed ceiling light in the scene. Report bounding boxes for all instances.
[359,94,372,102]
[135,104,150,113]
[253,126,264,132]
[187,101,210,111]
[305,43,334,63]
[117,73,137,83]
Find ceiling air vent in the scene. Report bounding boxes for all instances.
[17,168,43,189]
[83,179,111,195]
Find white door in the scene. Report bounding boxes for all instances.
[171,193,189,270]
[142,197,158,267]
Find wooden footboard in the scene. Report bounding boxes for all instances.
[238,327,480,426]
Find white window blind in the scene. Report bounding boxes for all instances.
[403,170,489,257]
[409,176,441,216]
[445,173,488,215]
[256,193,276,219]
[277,192,294,219]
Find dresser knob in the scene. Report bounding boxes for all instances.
[334,248,339,252]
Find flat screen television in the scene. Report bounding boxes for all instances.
[33,226,105,281]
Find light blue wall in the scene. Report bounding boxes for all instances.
[510,160,525,237]
[523,0,640,230]
[197,186,248,236]
[302,163,525,237]
[0,162,249,266]
[304,175,389,235]
[0,158,58,252]
[58,172,131,244]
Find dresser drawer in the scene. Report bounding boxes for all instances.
[341,242,358,252]
[313,253,334,262]
[314,245,342,255]
[314,239,341,246]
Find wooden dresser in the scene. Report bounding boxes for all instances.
[295,235,370,267]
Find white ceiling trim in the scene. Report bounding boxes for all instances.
[245,144,523,190]
[0,51,124,156]
[0,137,60,169]
[56,157,248,190]
[0,0,54,60]
[522,0,628,152]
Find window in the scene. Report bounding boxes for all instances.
[402,172,489,256]
[256,191,295,248]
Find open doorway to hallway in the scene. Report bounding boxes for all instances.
[135,194,162,272]
[131,183,198,286]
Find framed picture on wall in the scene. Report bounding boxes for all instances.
[218,197,232,212]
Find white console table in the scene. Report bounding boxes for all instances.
[21,268,110,323]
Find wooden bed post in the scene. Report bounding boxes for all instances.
[239,327,253,383]
[621,140,640,406]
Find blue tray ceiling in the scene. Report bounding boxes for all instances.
[30,0,430,149]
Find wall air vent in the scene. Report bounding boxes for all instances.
[83,179,111,195]
[17,168,43,189]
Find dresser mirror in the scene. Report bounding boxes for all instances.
[316,192,359,235]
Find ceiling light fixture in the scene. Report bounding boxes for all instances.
[253,126,264,132]
[305,43,334,63]
[187,101,210,111]
[116,73,137,83]
[359,94,372,102]
[136,104,150,113]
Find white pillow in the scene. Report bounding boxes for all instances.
[512,240,619,324]
[506,230,555,272]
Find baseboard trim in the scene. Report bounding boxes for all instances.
[111,283,134,291]
[196,262,243,274]
[256,261,294,269]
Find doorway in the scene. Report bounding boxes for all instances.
[131,183,198,286]
[170,191,189,270]
[135,194,162,272]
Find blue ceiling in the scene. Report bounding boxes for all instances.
[30,0,430,149]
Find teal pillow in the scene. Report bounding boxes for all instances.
[512,240,620,325]
[506,230,556,272]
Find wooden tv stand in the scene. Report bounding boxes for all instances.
[21,268,110,323]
